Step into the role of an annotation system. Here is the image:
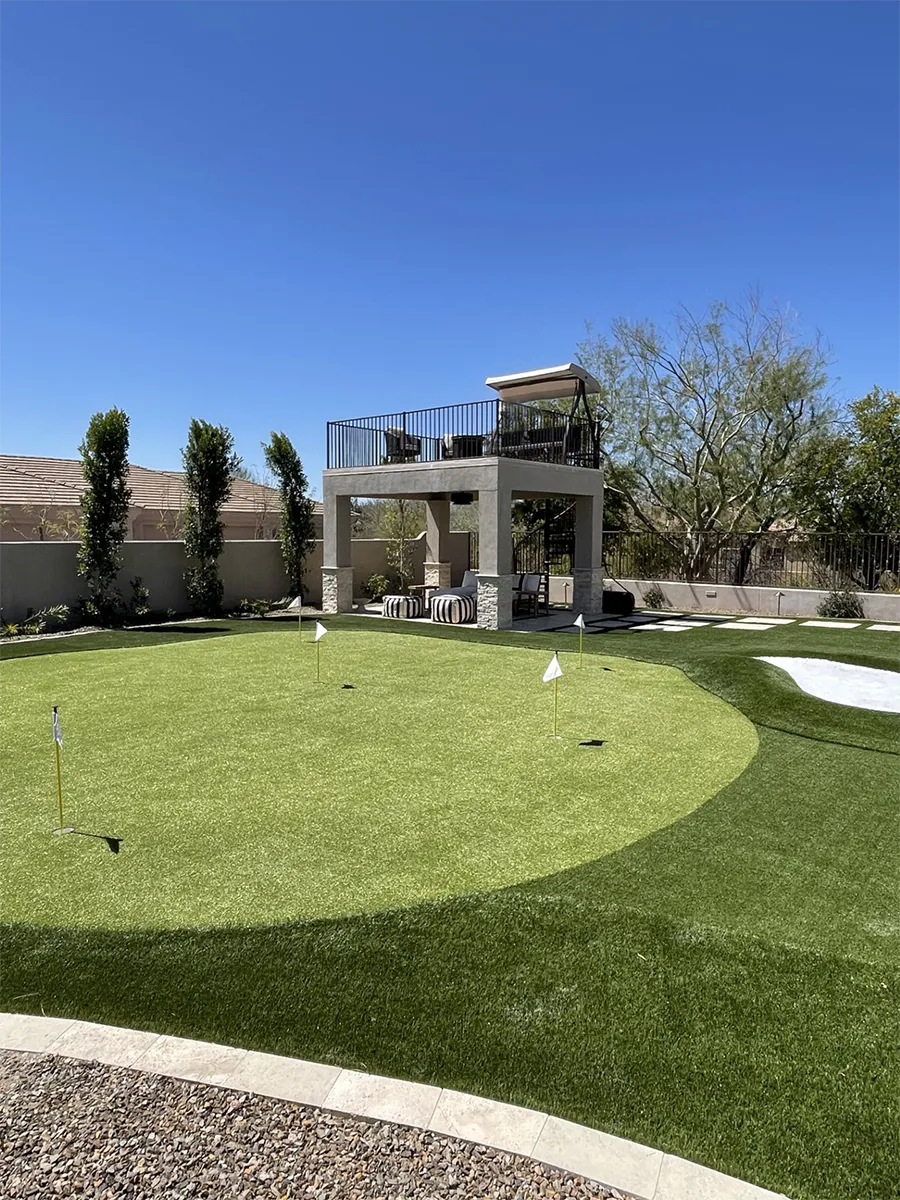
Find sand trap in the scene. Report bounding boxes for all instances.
[757,656,900,713]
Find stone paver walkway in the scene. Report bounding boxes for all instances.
[1,1013,788,1200]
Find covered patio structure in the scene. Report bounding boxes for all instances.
[321,364,605,631]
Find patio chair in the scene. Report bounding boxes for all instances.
[441,433,485,460]
[513,572,543,617]
[383,427,422,464]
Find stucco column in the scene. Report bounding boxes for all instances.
[424,498,451,589]
[476,487,514,630]
[573,492,604,615]
[322,492,353,613]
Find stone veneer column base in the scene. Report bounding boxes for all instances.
[424,562,452,589]
[573,568,605,616]
[322,566,354,614]
[476,574,515,630]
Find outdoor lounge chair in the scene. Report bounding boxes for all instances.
[428,569,478,608]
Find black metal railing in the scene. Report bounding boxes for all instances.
[603,531,900,592]
[327,400,601,470]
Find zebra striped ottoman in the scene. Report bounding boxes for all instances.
[382,594,425,619]
[430,593,476,624]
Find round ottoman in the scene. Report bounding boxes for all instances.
[383,594,425,619]
[430,593,476,624]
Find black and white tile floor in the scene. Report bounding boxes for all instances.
[519,611,900,635]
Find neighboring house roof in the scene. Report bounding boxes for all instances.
[0,456,323,518]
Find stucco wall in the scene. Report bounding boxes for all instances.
[0,541,286,619]
[0,531,472,619]
[547,574,900,620]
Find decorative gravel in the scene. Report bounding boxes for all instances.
[0,1051,622,1199]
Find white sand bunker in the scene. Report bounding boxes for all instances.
[757,656,900,713]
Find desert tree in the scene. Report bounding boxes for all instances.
[577,293,835,578]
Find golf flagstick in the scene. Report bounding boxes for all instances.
[52,705,65,831]
[315,620,328,681]
[542,652,563,737]
[573,612,585,666]
[50,706,122,852]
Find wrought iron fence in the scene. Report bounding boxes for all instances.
[459,525,897,594]
[602,531,900,592]
[327,400,601,470]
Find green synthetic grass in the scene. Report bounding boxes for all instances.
[2,617,899,1200]
[1,632,756,929]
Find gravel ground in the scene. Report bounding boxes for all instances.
[0,1051,623,1200]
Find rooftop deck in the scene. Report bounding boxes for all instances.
[326,399,601,471]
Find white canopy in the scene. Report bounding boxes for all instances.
[485,363,602,404]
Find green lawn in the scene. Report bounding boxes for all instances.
[2,616,898,1199]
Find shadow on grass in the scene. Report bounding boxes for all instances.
[2,890,895,1200]
[0,624,236,661]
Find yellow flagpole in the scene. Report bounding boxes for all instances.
[55,738,63,830]
[579,626,583,668]
[316,638,321,682]
[553,676,559,737]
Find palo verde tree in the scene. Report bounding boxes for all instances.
[77,408,132,622]
[577,292,835,578]
[262,431,317,594]
[182,419,241,614]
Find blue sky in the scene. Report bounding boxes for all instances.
[3,1,897,491]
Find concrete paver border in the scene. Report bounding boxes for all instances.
[1,1012,788,1200]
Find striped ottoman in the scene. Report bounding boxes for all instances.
[430,593,476,624]
[383,594,425,619]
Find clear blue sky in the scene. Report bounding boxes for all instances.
[3,1,897,490]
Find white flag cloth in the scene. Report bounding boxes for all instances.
[52,708,63,747]
[573,613,586,630]
[542,653,563,683]
[314,621,328,642]
[288,596,303,611]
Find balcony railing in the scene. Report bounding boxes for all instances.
[326,399,602,470]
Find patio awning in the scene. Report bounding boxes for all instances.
[484,363,602,404]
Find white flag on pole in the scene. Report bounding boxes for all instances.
[52,707,63,747]
[315,621,328,642]
[573,613,585,630]
[542,653,563,683]
[288,596,303,611]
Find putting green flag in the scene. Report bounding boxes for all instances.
[573,613,585,667]
[543,652,563,737]
[288,595,303,635]
[314,621,327,682]
[52,705,64,831]
[542,653,563,683]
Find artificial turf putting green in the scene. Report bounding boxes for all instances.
[1,630,755,929]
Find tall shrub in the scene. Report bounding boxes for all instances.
[77,408,132,622]
[262,432,317,594]
[182,419,240,614]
